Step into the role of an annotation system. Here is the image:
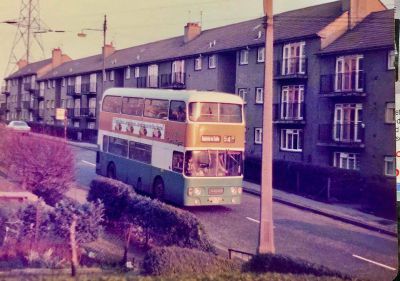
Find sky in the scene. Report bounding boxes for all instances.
[0,0,395,82]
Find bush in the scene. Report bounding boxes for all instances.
[142,246,240,276]
[87,177,134,221]
[88,177,215,253]
[242,253,350,279]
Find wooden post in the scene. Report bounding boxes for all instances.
[69,214,78,277]
[258,0,275,254]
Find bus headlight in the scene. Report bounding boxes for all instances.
[230,187,237,195]
[188,187,202,196]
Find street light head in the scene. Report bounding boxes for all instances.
[77,32,87,37]
[3,20,18,25]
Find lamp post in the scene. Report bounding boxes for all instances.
[77,15,107,126]
[258,0,275,254]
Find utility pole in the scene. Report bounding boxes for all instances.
[258,0,275,254]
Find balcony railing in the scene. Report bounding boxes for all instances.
[80,107,96,118]
[320,72,366,96]
[318,123,365,147]
[67,85,80,96]
[159,73,186,89]
[136,73,186,89]
[1,86,10,95]
[23,82,36,92]
[22,101,31,109]
[275,57,307,78]
[273,102,305,123]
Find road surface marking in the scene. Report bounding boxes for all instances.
[81,160,96,167]
[246,217,260,223]
[352,254,396,271]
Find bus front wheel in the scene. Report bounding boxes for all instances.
[153,177,165,201]
[107,162,116,179]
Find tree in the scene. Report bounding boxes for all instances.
[1,133,75,205]
[47,199,104,276]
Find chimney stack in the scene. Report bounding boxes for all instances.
[103,43,115,58]
[184,22,201,43]
[341,0,386,29]
[51,48,62,67]
[16,59,28,70]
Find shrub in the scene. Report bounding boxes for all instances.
[87,177,134,221]
[142,246,240,276]
[1,132,75,205]
[88,177,215,253]
[242,253,350,279]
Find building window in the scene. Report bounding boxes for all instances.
[47,80,51,89]
[90,73,97,92]
[281,85,304,120]
[147,64,159,88]
[172,60,185,84]
[257,47,265,63]
[134,67,140,78]
[208,55,216,69]
[52,80,56,88]
[280,129,303,152]
[335,55,364,92]
[254,128,262,144]
[62,78,66,87]
[110,70,115,81]
[238,88,247,104]
[333,152,359,170]
[255,87,263,104]
[125,67,131,79]
[388,50,396,70]
[239,49,249,65]
[385,102,395,123]
[87,122,96,129]
[195,56,202,71]
[384,156,396,177]
[333,104,363,142]
[282,41,306,75]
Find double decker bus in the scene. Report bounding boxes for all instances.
[96,88,245,206]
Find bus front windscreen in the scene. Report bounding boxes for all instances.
[189,102,242,123]
[185,150,242,177]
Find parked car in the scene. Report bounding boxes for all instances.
[6,121,31,134]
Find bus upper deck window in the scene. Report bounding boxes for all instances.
[169,101,186,122]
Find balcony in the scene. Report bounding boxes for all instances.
[159,73,186,89]
[136,73,186,89]
[67,85,80,96]
[1,86,10,96]
[66,108,82,119]
[23,82,36,92]
[273,103,305,124]
[81,83,97,95]
[318,123,365,148]
[22,101,31,110]
[274,58,307,80]
[320,72,366,97]
[81,107,96,119]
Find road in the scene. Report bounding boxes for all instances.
[71,145,398,281]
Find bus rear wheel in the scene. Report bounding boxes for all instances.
[107,162,116,179]
[153,177,165,201]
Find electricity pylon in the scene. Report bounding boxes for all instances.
[4,0,47,77]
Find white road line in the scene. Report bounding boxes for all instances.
[81,160,96,167]
[246,217,260,224]
[352,254,396,271]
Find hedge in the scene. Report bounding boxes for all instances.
[242,253,350,280]
[0,273,364,281]
[245,157,396,219]
[87,177,215,253]
[142,246,240,276]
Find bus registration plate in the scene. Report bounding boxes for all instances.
[208,197,223,204]
[208,187,224,195]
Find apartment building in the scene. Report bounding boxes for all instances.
[1,0,395,179]
[1,48,71,123]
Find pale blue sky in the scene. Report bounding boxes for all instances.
[0,0,395,81]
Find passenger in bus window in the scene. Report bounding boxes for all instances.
[177,106,186,122]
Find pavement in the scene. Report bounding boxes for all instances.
[10,133,400,237]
